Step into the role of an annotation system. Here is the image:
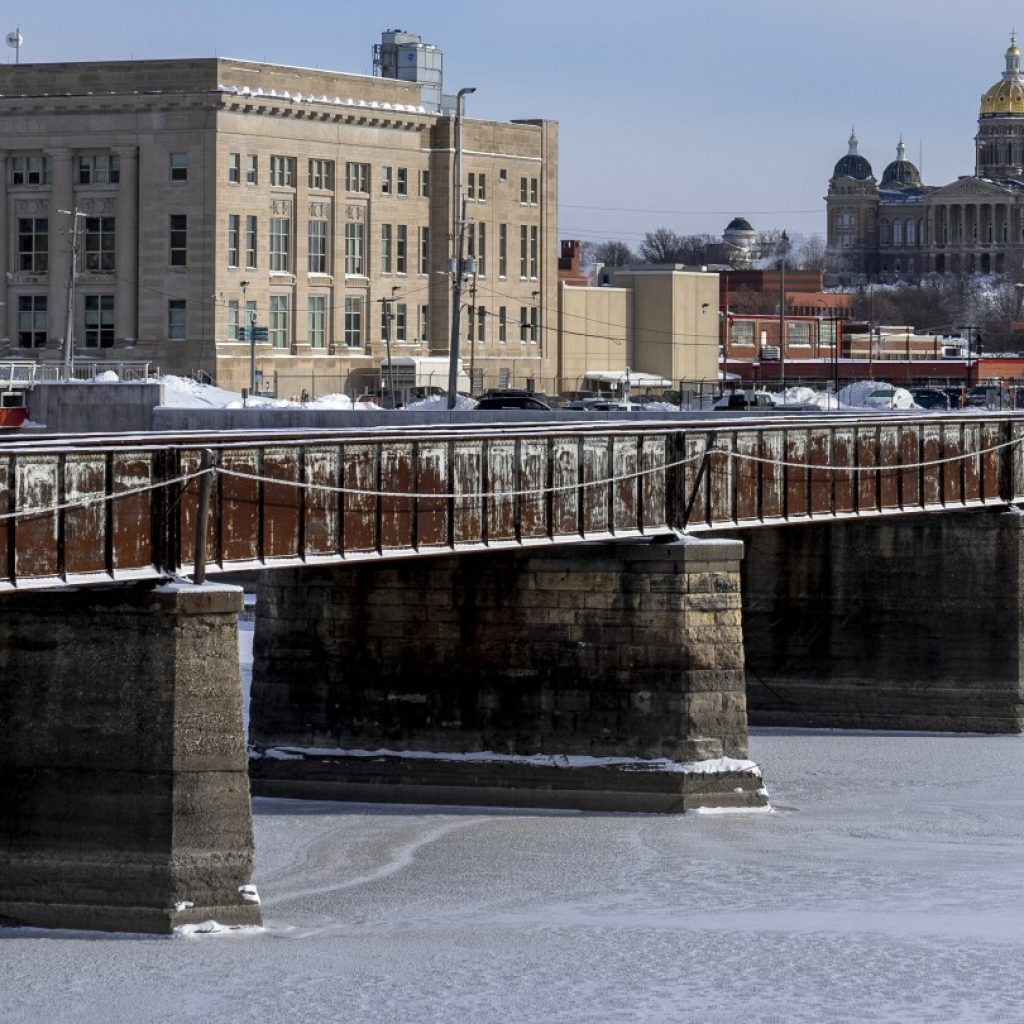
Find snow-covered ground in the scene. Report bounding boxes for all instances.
[2,624,1022,1023]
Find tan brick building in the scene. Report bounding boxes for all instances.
[0,57,557,396]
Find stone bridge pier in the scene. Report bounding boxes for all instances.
[0,584,261,933]
[736,509,1024,732]
[249,537,768,812]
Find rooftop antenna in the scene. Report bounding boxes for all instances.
[6,28,22,64]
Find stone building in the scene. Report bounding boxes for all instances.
[826,35,1024,284]
[0,45,558,396]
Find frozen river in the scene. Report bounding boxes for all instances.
[2,630,1022,1022]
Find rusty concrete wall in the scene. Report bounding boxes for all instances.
[736,510,1024,732]
[251,538,749,762]
[0,584,261,933]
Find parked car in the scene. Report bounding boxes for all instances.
[712,391,778,410]
[965,385,1012,409]
[475,390,552,410]
[861,385,901,409]
[910,388,951,411]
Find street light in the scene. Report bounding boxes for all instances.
[778,230,790,396]
[240,279,252,407]
[447,85,476,410]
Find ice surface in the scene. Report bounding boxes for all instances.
[2,640,1023,1023]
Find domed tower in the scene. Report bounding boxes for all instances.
[977,34,1024,177]
[881,138,922,189]
[825,130,879,283]
[722,216,756,265]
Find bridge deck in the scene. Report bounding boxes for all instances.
[2,413,1022,591]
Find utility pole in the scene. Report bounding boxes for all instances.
[778,230,789,397]
[240,279,251,407]
[379,286,399,407]
[447,85,476,410]
[468,271,478,394]
[57,207,86,381]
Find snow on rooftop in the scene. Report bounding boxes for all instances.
[217,82,427,115]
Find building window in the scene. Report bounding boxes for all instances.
[893,220,903,245]
[520,225,528,278]
[468,172,486,200]
[478,223,487,276]
[396,167,408,196]
[269,295,289,348]
[308,296,326,348]
[788,322,810,346]
[529,305,538,343]
[84,294,115,348]
[498,306,507,343]
[10,154,53,186]
[346,162,369,193]
[246,154,258,185]
[269,217,291,272]
[731,321,755,345]
[396,225,407,274]
[420,169,430,196]
[345,222,365,275]
[17,295,47,348]
[270,155,296,187]
[228,153,240,183]
[394,303,407,342]
[467,305,475,343]
[420,226,430,275]
[169,215,187,267]
[228,300,239,340]
[477,306,486,343]
[520,177,539,205]
[77,153,119,185]
[169,152,188,182]
[344,296,363,347]
[530,226,538,278]
[245,216,258,268]
[168,300,186,342]
[419,304,430,342]
[84,216,115,272]
[530,178,539,204]
[227,214,240,268]
[499,168,508,183]
[381,166,393,194]
[519,305,529,342]
[17,218,48,273]
[308,220,328,274]
[381,224,392,273]
[499,224,507,277]
[308,158,334,190]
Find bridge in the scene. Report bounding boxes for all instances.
[3,411,1024,934]
[2,412,1021,589]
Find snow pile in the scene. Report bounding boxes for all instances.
[837,380,917,409]
[159,375,244,408]
[94,370,119,383]
[405,394,478,411]
[781,386,846,411]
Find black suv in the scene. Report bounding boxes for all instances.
[474,390,552,410]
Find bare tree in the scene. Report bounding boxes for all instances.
[582,239,634,266]
[639,228,689,263]
[796,235,827,272]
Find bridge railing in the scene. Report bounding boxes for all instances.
[0,414,1022,591]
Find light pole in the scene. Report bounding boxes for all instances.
[379,286,399,407]
[57,207,86,380]
[447,85,476,410]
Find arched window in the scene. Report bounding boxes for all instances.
[905,219,915,245]
[880,219,890,245]
[893,219,902,244]
[918,219,925,246]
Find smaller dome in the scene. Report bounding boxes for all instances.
[725,216,753,232]
[833,129,873,180]
[881,138,922,187]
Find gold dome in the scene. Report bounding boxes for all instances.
[981,78,1024,115]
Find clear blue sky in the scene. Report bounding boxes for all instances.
[10,1,1024,248]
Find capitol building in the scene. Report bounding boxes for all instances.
[827,35,1024,283]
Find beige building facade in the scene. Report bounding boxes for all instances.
[0,58,558,396]
[558,265,720,388]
